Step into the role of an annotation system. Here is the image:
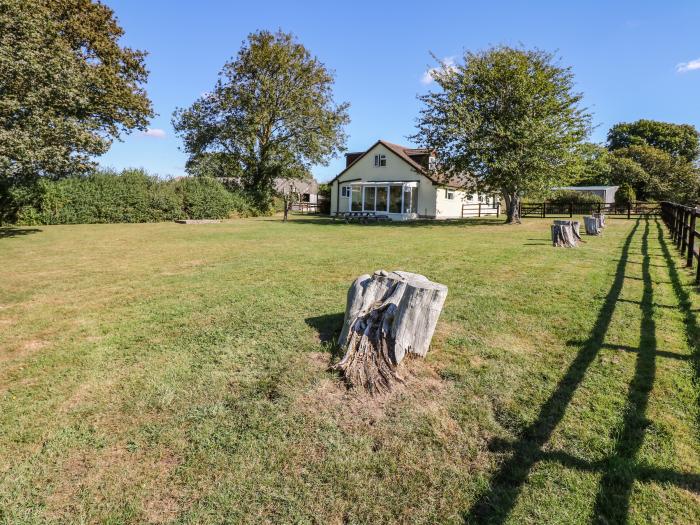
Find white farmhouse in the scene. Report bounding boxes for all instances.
[330,140,497,220]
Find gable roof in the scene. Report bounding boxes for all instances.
[330,140,468,188]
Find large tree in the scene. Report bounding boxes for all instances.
[608,119,700,163]
[412,46,591,223]
[0,0,153,182]
[172,30,349,210]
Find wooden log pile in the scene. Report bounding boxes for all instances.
[334,270,448,394]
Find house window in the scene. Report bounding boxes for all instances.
[389,186,402,213]
[351,186,362,211]
[341,186,351,198]
[376,186,388,212]
[428,156,437,171]
[363,186,376,212]
[374,154,386,167]
[403,186,417,214]
[445,189,455,200]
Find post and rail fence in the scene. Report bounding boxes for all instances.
[661,201,700,284]
[519,201,661,219]
[461,202,500,218]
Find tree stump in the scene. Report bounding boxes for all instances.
[593,213,606,229]
[551,223,578,247]
[554,220,581,240]
[335,270,448,394]
[584,215,601,235]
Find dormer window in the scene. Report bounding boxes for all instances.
[374,154,386,167]
[428,156,437,171]
[445,189,455,200]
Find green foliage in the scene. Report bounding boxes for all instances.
[173,176,251,220]
[608,119,700,163]
[1,169,254,225]
[548,189,603,204]
[615,182,637,205]
[173,30,349,209]
[609,145,699,203]
[412,46,591,223]
[572,143,612,185]
[0,0,153,182]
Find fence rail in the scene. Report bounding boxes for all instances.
[661,201,700,284]
[461,202,500,218]
[520,201,661,219]
[290,202,321,214]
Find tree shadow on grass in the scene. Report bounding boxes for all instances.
[0,227,42,239]
[305,312,345,360]
[461,218,641,524]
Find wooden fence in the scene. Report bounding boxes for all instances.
[461,202,500,218]
[661,201,700,284]
[290,202,321,214]
[520,201,661,219]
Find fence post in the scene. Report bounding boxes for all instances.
[542,202,546,218]
[687,209,697,268]
[461,204,464,219]
[497,202,500,218]
[478,202,482,217]
[627,202,631,219]
[677,208,684,249]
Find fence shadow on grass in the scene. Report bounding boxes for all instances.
[0,227,42,239]
[655,217,700,421]
[461,218,642,524]
[592,218,656,522]
[463,216,700,523]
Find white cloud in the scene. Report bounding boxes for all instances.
[676,58,700,73]
[142,128,167,138]
[421,57,457,85]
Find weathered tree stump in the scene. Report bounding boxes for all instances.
[335,270,448,394]
[554,220,581,240]
[584,215,601,235]
[551,223,578,247]
[593,212,606,229]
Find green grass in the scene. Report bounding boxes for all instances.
[0,215,698,524]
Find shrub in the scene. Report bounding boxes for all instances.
[614,183,636,206]
[1,169,255,225]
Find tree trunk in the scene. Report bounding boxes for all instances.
[335,270,448,395]
[551,223,578,247]
[503,192,521,224]
[283,194,289,222]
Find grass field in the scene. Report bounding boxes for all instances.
[1,215,699,524]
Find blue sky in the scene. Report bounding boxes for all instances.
[101,0,700,182]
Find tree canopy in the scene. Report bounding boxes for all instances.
[0,0,153,182]
[608,119,700,163]
[412,46,591,223]
[172,30,349,209]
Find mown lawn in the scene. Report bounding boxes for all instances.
[1,215,699,524]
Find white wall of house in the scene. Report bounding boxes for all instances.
[435,187,468,218]
[331,143,438,218]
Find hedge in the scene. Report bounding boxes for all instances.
[1,169,256,225]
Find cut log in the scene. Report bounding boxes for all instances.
[554,220,581,240]
[584,215,601,235]
[551,223,578,247]
[335,270,448,394]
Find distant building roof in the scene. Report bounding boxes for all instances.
[552,186,620,191]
